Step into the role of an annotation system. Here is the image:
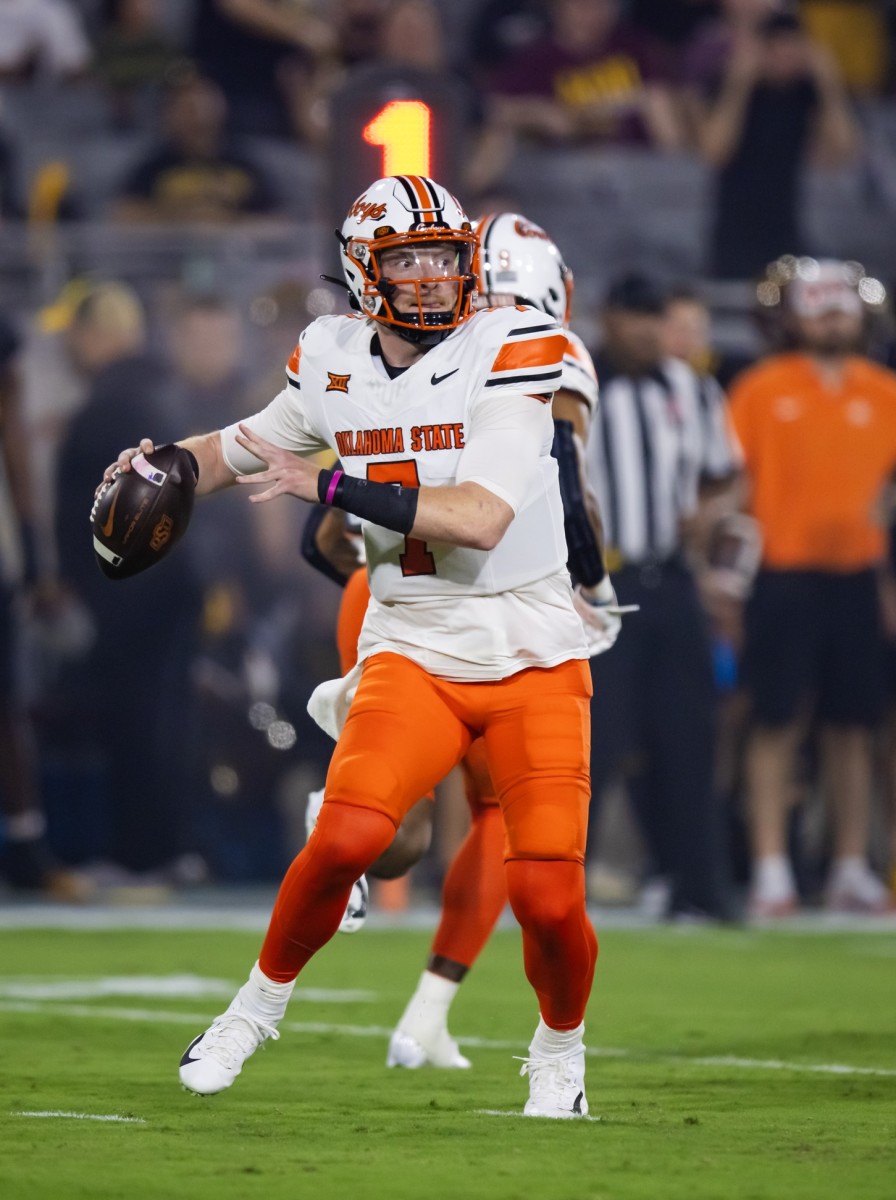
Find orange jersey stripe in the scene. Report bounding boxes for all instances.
[287,342,301,375]
[565,339,593,371]
[491,333,568,374]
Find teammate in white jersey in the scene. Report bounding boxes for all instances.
[301,211,615,1073]
[104,176,613,1118]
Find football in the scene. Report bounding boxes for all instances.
[90,443,197,580]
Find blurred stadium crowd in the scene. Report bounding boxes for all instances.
[2,0,896,918]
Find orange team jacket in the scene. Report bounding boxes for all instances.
[727,352,896,571]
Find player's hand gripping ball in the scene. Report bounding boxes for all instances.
[90,444,197,579]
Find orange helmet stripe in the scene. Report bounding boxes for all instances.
[406,175,437,223]
[287,342,301,375]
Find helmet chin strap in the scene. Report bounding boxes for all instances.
[320,273,359,310]
[380,281,457,346]
[392,319,455,348]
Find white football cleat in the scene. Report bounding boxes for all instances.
[339,874,369,933]
[306,788,370,934]
[386,1026,471,1069]
[179,997,279,1095]
[519,1045,588,1118]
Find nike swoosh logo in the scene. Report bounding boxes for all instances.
[180,1034,204,1066]
[431,369,459,386]
[573,1091,583,1115]
[100,489,120,539]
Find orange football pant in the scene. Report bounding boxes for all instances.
[260,648,597,1028]
[340,569,508,967]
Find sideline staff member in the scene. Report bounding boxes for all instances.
[730,260,896,917]
[585,273,741,920]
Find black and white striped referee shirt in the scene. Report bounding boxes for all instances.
[585,355,740,565]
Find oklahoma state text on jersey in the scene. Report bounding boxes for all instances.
[222,305,590,680]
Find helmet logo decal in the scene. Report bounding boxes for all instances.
[326,372,352,393]
[350,198,389,222]
[513,217,550,241]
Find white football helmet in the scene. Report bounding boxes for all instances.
[338,175,478,346]
[475,212,573,326]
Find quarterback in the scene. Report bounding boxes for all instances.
[105,176,608,1118]
[301,210,613,1076]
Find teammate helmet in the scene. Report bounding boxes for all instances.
[338,176,478,346]
[475,212,573,326]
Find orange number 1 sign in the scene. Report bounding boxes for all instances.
[363,100,432,177]
[366,460,435,576]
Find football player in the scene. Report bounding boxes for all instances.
[105,176,620,1117]
[300,211,612,1073]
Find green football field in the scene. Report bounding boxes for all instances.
[0,918,894,1200]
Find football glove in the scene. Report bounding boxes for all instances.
[573,576,633,657]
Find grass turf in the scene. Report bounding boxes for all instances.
[0,924,894,1200]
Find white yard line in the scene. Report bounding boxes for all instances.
[1,997,893,1079]
[0,976,374,1003]
[12,1111,145,1123]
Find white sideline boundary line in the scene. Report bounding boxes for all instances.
[1,998,894,1079]
[13,1111,145,1124]
[0,902,894,933]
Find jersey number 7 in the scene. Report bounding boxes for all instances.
[367,461,436,577]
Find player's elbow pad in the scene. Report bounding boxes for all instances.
[551,418,605,588]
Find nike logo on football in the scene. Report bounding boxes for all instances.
[100,490,120,539]
[431,369,459,386]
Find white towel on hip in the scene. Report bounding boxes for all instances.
[306,662,363,741]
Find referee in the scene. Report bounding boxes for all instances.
[585,274,741,920]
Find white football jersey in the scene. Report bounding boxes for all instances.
[561,329,599,413]
[221,305,590,680]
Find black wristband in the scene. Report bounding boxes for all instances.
[317,468,419,535]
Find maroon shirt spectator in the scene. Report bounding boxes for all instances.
[487,0,682,149]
